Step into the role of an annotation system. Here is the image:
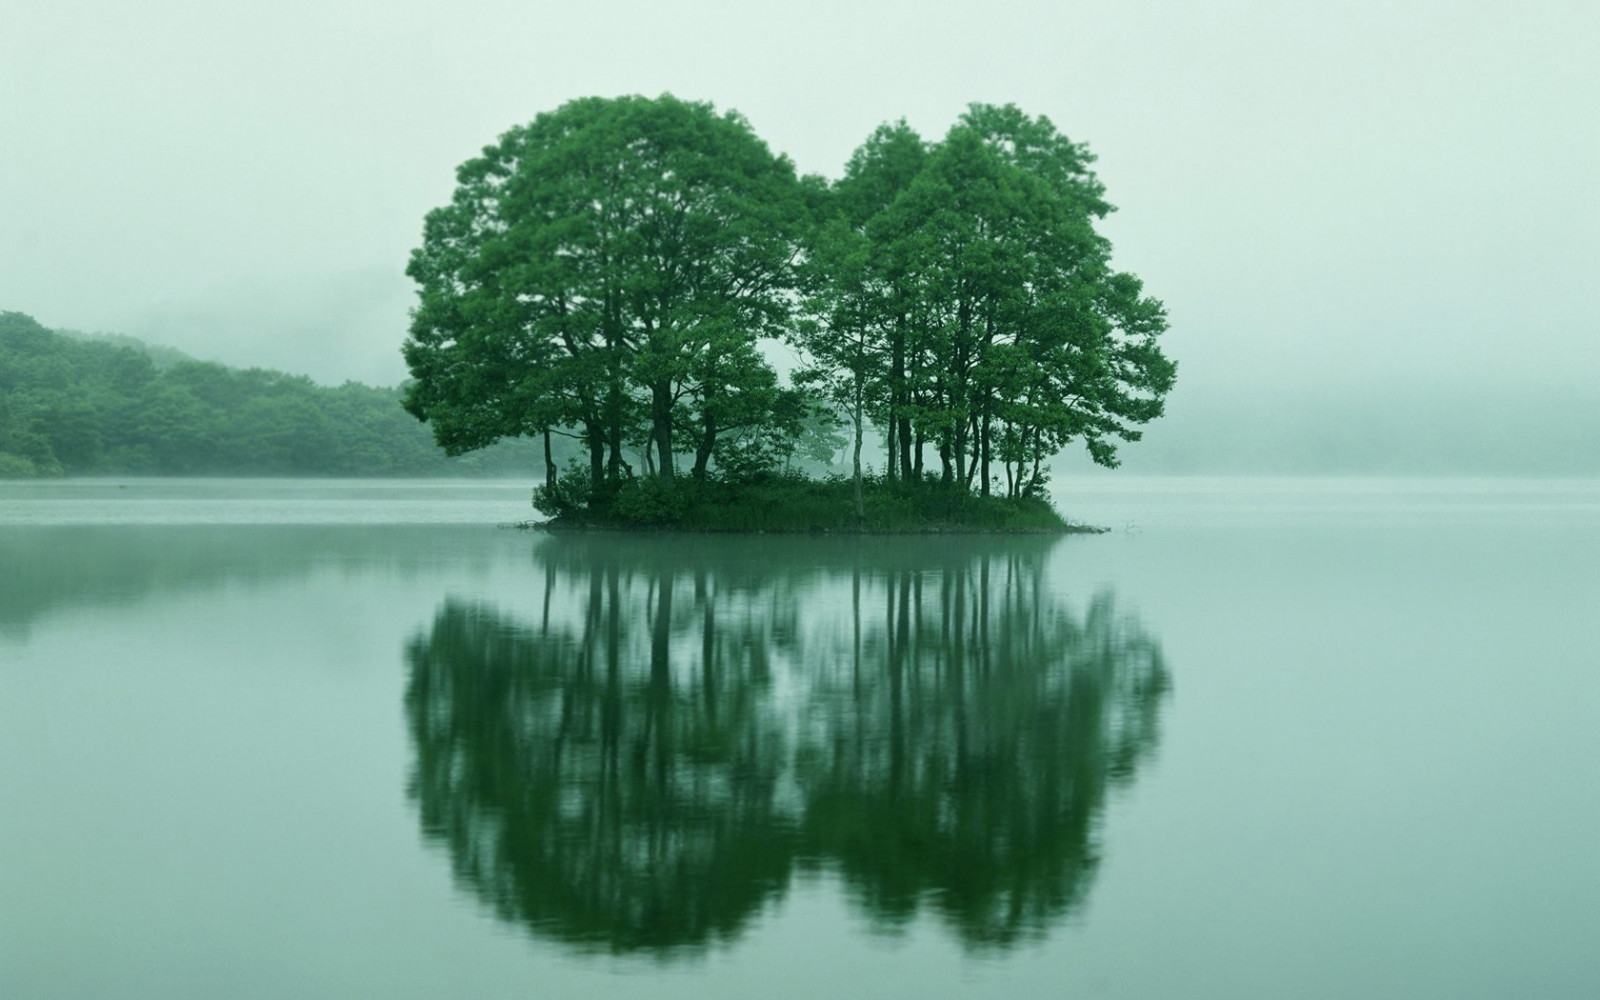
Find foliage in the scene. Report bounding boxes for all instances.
[531,462,594,519]
[402,96,1174,526]
[0,311,544,477]
[793,107,1176,500]
[403,94,811,487]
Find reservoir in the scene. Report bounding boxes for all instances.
[2,478,1596,998]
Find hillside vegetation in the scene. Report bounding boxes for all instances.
[0,311,541,478]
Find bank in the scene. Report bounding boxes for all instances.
[530,473,1104,534]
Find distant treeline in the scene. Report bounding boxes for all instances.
[0,311,546,477]
[1063,380,1600,478]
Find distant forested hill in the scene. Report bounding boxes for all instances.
[54,327,198,370]
[0,311,544,477]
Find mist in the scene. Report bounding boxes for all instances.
[4,0,1596,473]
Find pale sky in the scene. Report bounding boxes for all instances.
[3,0,1596,394]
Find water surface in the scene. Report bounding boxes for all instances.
[2,478,1596,998]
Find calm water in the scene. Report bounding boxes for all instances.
[2,478,1597,998]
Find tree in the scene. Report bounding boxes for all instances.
[402,98,1175,525]
[804,106,1176,495]
[402,94,809,490]
[793,217,880,519]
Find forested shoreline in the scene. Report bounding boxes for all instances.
[0,311,544,478]
[3,96,1178,519]
[403,96,1175,529]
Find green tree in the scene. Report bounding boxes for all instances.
[791,123,930,514]
[809,106,1176,495]
[793,218,879,519]
[403,94,809,490]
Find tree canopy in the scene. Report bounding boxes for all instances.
[402,95,1176,520]
[0,310,542,478]
[404,94,812,493]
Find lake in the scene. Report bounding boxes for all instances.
[2,477,1596,998]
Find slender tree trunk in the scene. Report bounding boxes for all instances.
[953,428,965,485]
[693,389,716,478]
[954,295,971,488]
[586,422,604,485]
[901,337,918,482]
[980,409,991,496]
[890,314,906,482]
[954,408,968,487]
[543,427,557,488]
[651,381,675,481]
[884,405,897,485]
[604,336,624,482]
[963,413,980,491]
[852,377,865,523]
[692,412,716,479]
[899,411,913,481]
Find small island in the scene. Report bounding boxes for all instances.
[402,95,1175,532]
[533,473,1094,534]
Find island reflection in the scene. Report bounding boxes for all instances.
[404,536,1169,957]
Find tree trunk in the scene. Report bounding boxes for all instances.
[980,409,991,496]
[954,417,967,488]
[651,382,675,481]
[852,380,865,523]
[899,411,914,482]
[586,423,604,486]
[954,294,971,489]
[604,378,624,482]
[889,315,906,482]
[884,403,897,485]
[693,407,716,479]
[543,427,557,488]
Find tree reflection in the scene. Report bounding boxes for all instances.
[404,538,1168,957]
[796,559,1169,948]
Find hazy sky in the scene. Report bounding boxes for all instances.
[3,0,1596,392]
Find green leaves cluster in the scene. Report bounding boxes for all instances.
[402,95,1176,512]
[799,107,1176,500]
[0,311,540,477]
[404,95,812,491]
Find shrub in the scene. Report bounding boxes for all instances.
[610,476,695,527]
[531,463,594,519]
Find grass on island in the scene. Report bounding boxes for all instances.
[534,471,1100,534]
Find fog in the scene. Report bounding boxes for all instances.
[4,1,1596,470]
